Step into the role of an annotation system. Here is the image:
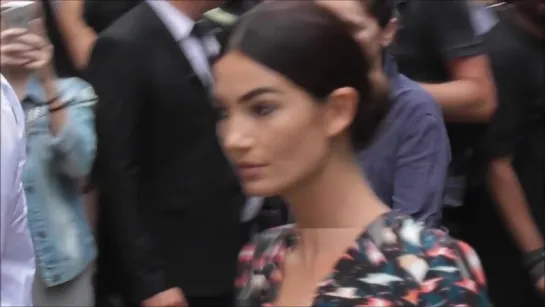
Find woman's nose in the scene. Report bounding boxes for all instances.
[221,120,254,154]
[223,130,253,152]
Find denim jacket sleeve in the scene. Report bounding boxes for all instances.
[49,79,97,178]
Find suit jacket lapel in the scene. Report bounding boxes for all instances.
[137,3,211,96]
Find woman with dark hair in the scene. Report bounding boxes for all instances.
[42,0,142,76]
[213,1,491,306]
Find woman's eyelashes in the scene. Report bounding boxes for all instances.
[249,102,277,117]
[215,102,278,121]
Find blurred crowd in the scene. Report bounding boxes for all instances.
[0,0,543,306]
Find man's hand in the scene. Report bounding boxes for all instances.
[142,288,188,307]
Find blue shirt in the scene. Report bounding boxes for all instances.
[359,56,450,226]
[22,76,97,287]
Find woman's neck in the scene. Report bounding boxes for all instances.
[3,71,31,100]
[285,153,389,240]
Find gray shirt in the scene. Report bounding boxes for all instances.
[358,56,450,226]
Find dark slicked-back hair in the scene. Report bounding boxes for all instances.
[224,1,390,150]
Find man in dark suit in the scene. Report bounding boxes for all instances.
[86,1,244,306]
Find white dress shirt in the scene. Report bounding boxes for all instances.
[146,0,218,85]
[469,0,498,35]
[147,1,264,222]
[1,75,36,307]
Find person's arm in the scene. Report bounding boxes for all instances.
[86,35,169,303]
[420,0,496,122]
[483,34,544,292]
[482,42,543,253]
[488,159,544,251]
[392,101,449,226]
[42,76,97,178]
[53,0,96,69]
[484,85,543,253]
[1,77,36,307]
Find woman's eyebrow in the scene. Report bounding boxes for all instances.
[237,87,282,104]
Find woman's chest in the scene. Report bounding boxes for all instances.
[237,244,422,306]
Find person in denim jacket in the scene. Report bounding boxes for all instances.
[1,7,97,306]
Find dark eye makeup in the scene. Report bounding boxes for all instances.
[212,88,281,122]
[249,102,277,117]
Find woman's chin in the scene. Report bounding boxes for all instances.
[242,181,282,198]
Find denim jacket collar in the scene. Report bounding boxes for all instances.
[23,75,47,105]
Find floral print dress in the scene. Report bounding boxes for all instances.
[235,212,491,306]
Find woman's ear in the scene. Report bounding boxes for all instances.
[380,17,398,48]
[324,87,359,138]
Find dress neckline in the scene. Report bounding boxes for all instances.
[256,211,399,305]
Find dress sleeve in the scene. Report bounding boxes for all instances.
[235,226,292,307]
[235,237,265,307]
[418,232,492,306]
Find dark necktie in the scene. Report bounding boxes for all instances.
[190,22,215,66]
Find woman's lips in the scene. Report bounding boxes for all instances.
[237,163,267,180]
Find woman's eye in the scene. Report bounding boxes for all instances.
[250,104,276,117]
